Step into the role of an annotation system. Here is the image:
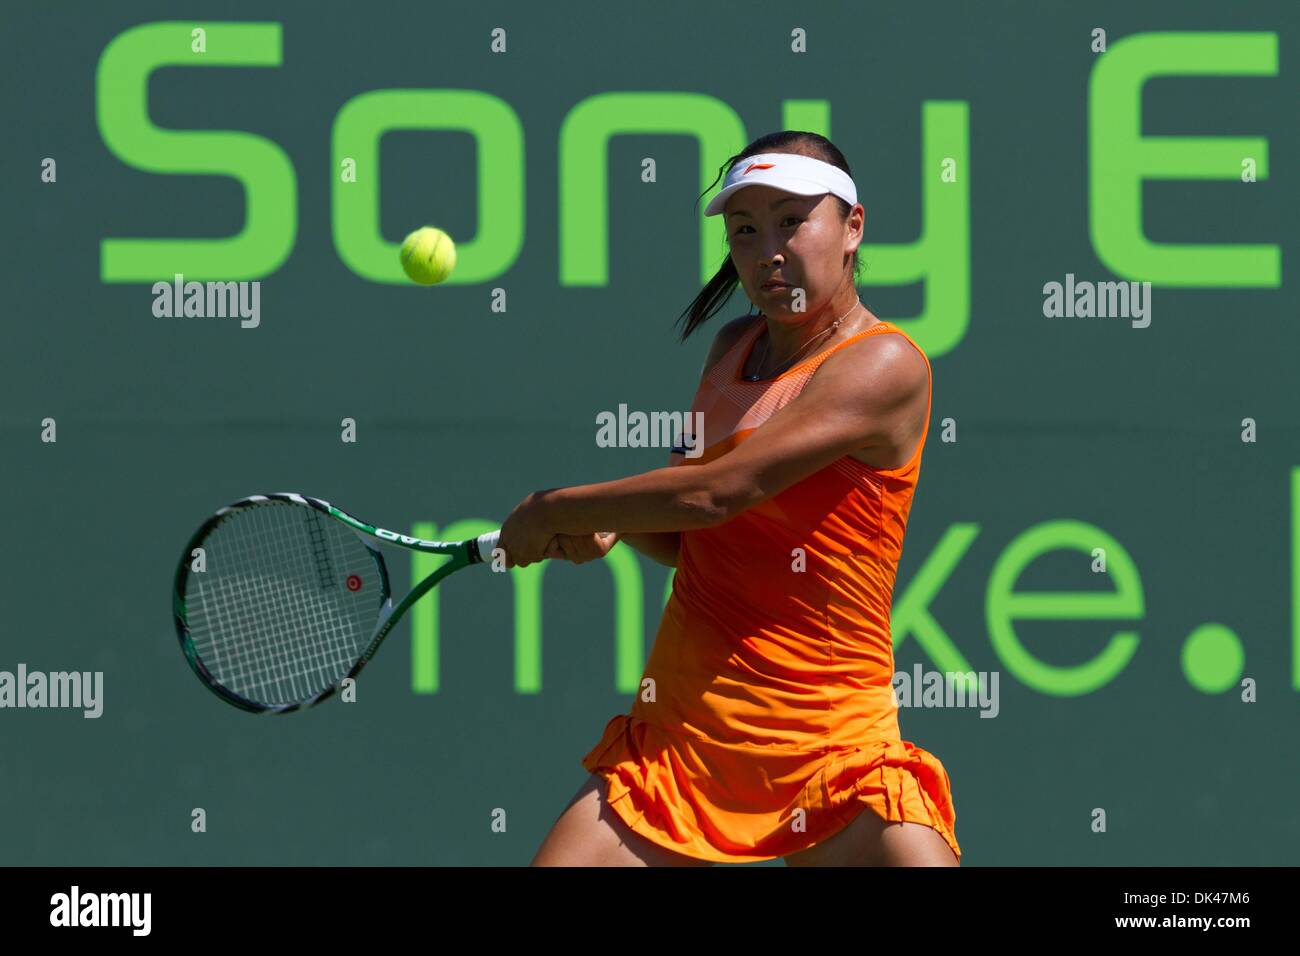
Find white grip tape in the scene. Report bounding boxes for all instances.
[476,530,501,562]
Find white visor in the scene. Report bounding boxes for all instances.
[703,152,858,217]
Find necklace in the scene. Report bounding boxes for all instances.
[742,299,863,382]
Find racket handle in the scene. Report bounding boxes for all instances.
[475,530,501,563]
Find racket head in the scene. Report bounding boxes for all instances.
[173,494,392,714]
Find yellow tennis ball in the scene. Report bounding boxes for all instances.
[399,226,456,285]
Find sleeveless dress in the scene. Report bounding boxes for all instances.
[580,316,960,863]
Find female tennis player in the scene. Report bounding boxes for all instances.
[498,131,960,867]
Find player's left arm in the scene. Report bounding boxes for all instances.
[525,334,927,545]
[698,333,929,519]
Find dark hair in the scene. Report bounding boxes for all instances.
[674,131,864,342]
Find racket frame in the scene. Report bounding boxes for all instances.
[173,492,498,715]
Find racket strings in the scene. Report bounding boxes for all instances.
[184,501,384,705]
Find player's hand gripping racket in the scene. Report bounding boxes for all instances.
[172,493,501,714]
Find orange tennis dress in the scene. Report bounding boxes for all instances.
[581,315,960,863]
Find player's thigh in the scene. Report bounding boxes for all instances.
[783,804,959,867]
[530,773,714,867]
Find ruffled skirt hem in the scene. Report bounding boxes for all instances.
[580,712,961,864]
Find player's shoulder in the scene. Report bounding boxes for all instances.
[699,313,760,376]
[815,322,929,398]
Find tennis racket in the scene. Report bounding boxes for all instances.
[173,492,501,714]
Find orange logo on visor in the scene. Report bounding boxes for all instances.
[742,162,775,175]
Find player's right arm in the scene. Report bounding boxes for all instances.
[609,313,757,568]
